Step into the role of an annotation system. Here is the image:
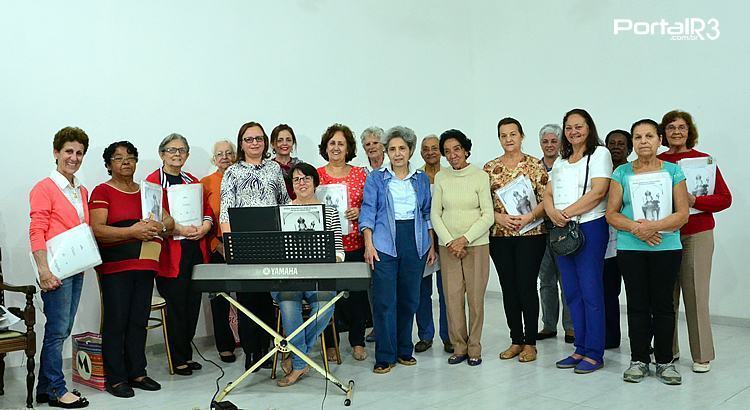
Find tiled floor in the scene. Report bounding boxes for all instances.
[2,294,749,409]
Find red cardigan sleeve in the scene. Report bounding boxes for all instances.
[693,167,732,213]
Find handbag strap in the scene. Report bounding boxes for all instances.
[575,154,591,223]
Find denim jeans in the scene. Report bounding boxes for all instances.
[371,220,426,364]
[37,273,84,399]
[415,271,449,343]
[271,291,336,371]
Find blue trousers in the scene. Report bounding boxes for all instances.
[555,217,608,364]
[271,291,336,371]
[416,271,449,343]
[372,220,427,364]
[37,273,84,399]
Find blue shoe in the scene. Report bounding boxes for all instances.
[467,357,482,366]
[448,354,467,365]
[574,359,604,374]
[556,356,582,369]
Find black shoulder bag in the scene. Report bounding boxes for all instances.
[547,154,590,256]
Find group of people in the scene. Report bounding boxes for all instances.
[27,108,731,407]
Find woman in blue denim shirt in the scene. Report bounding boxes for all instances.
[359,126,437,374]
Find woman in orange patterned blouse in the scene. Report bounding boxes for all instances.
[483,117,549,363]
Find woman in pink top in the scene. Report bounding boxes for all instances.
[28,127,91,408]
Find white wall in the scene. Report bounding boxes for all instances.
[1,1,747,366]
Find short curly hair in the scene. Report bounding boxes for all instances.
[318,123,357,163]
[102,141,139,175]
[438,129,472,158]
[660,110,698,149]
[53,126,89,154]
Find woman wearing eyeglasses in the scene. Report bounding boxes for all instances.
[201,139,239,363]
[657,110,732,373]
[220,121,291,370]
[146,134,214,376]
[273,162,344,387]
[90,141,174,398]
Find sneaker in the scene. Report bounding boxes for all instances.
[655,363,682,385]
[623,361,650,383]
[692,362,711,373]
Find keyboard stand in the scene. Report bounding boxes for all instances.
[214,291,356,406]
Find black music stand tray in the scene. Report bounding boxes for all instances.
[214,232,355,406]
[223,231,336,264]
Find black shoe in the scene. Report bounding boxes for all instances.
[48,396,90,409]
[105,382,135,398]
[129,376,161,391]
[537,331,558,340]
[174,365,193,376]
[187,361,202,370]
[244,356,261,373]
[258,356,273,369]
[443,341,454,354]
[219,352,237,363]
[414,340,433,353]
[38,390,81,404]
[564,334,575,344]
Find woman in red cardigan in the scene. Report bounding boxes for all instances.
[29,127,91,408]
[146,133,213,376]
[657,110,732,373]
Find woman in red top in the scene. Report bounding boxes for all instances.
[200,139,239,363]
[29,127,91,408]
[90,141,173,398]
[657,110,732,373]
[146,133,213,376]
[317,123,371,361]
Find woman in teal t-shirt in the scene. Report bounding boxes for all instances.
[605,119,689,386]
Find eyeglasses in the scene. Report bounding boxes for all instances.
[162,147,188,154]
[214,151,234,158]
[665,124,688,132]
[292,176,313,184]
[243,136,265,144]
[111,156,137,163]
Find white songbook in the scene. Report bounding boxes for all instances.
[677,157,716,215]
[140,180,163,221]
[316,184,350,235]
[495,175,543,234]
[628,171,673,229]
[29,223,102,283]
[167,184,203,240]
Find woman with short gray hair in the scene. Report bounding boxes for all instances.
[201,139,238,362]
[360,125,436,373]
[146,133,214,376]
[361,126,387,172]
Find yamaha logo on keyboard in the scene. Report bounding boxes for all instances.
[260,266,299,276]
